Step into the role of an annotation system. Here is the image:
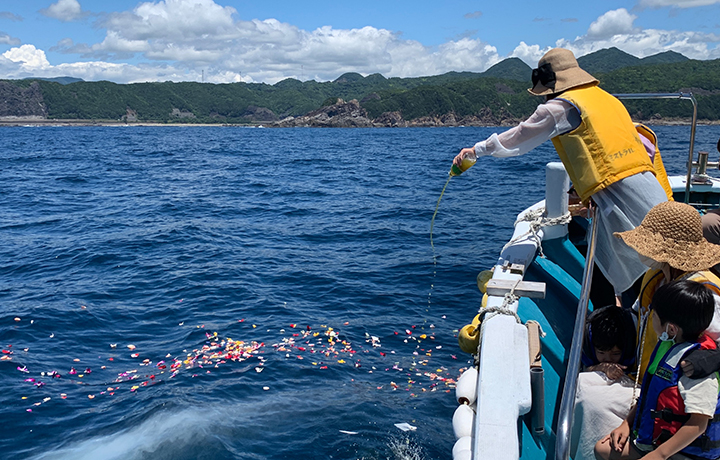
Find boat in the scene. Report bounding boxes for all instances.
[450,93,720,460]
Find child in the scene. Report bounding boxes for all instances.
[595,280,720,460]
[582,305,636,381]
[572,306,637,460]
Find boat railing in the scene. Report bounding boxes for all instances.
[613,92,698,204]
[554,203,599,460]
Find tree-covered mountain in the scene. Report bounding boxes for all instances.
[577,47,689,74]
[1,48,718,125]
[23,76,84,85]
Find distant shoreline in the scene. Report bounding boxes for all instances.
[0,118,244,127]
[0,117,718,127]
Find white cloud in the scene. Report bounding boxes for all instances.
[505,8,720,68]
[94,31,151,54]
[74,0,508,83]
[557,29,720,61]
[104,0,237,41]
[638,0,720,8]
[2,44,50,70]
[2,1,718,85]
[511,42,550,64]
[554,6,720,62]
[40,0,85,22]
[0,32,21,45]
[587,8,638,39]
[0,44,232,83]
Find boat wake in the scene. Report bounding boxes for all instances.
[387,435,425,460]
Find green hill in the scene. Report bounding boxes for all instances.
[640,50,688,65]
[482,57,532,82]
[577,47,641,74]
[3,47,719,124]
[578,47,690,74]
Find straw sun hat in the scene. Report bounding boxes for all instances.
[528,48,599,96]
[615,201,720,272]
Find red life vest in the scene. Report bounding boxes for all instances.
[633,335,720,458]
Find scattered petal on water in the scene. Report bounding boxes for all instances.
[394,423,417,432]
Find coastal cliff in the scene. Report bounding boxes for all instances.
[271,98,522,127]
[0,81,47,119]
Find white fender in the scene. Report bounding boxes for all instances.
[452,436,473,460]
[456,366,478,405]
[452,404,475,439]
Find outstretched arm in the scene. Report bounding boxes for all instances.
[455,99,579,165]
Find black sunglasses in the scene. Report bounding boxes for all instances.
[531,63,556,89]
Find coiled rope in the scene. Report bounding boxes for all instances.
[502,207,572,258]
[477,279,523,353]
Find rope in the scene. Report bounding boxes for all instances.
[477,279,523,354]
[525,320,547,338]
[501,207,572,258]
[633,310,650,404]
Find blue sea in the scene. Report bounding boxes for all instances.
[1,125,719,460]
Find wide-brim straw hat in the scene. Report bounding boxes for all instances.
[615,201,720,272]
[528,48,599,96]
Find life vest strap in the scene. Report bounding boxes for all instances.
[651,408,691,424]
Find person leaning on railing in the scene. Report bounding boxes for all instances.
[615,201,720,379]
[455,48,668,307]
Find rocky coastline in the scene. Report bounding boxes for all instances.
[0,96,716,128]
[269,98,523,128]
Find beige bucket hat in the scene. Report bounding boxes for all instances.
[528,48,599,96]
[615,201,720,272]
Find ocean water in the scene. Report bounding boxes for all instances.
[1,125,719,460]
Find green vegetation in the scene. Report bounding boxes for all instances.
[2,47,719,123]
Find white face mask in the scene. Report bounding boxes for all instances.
[639,254,665,270]
[659,324,676,344]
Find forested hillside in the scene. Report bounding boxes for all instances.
[1,47,718,125]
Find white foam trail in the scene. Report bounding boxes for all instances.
[30,407,215,460]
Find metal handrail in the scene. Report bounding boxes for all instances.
[613,92,698,204]
[554,204,599,460]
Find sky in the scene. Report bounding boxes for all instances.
[0,0,719,85]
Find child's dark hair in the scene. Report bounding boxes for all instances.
[653,280,714,343]
[581,305,636,367]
